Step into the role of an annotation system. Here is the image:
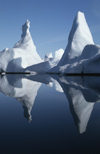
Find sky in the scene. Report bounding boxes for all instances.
[0,0,100,57]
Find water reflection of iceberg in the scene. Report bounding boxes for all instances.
[0,74,61,121]
[0,75,42,121]
[53,76,100,134]
[0,74,100,134]
[15,78,41,121]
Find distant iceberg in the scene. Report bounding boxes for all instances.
[24,48,64,73]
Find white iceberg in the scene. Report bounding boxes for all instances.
[49,11,99,74]
[58,44,100,74]
[25,48,64,73]
[24,61,52,73]
[0,11,99,74]
[52,48,64,66]
[0,20,42,72]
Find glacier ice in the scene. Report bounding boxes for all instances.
[24,48,64,73]
[44,49,64,68]
[49,11,100,74]
[60,11,94,64]
[0,20,42,72]
[0,11,100,73]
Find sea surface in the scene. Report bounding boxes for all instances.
[0,74,100,154]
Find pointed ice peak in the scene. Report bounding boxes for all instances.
[13,19,32,49]
[76,11,84,18]
[74,11,88,25]
[77,10,83,14]
[58,11,94,65]
[21,19,30,38]
[75,11,88,28]
[68,10,94,48]
[13,19,42,67]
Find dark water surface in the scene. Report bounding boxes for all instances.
[0,74,100,153]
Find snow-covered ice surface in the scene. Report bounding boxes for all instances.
[52,49,64,66]
[0,20,64,73]
[49,11,100,74]
[13,20,42,68]
[44,49,64,68]
[0,11,100,74]
[0,20,42,72]
[24,61,52,73]
[60,11,94,63]
[58,44,100,74]
[24,48,64,73]
[44,49,64,64]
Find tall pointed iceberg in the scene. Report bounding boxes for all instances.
[49,11,94,73]
[0,20,42,72]
[59,11,94,65]
[13,20,42,68]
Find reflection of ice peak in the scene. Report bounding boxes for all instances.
[54,76,95,134]
[51,78,63,93]
[69,87,94,134]
[0,75,41,121]
[23,105,32,122]
[14,78,41,121]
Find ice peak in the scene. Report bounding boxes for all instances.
[21,19,30,38]
[75,11,86,25]
[77,11,84,17]
[58,11,94,65]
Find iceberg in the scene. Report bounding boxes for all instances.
[49,11,99,74]
[24,61,52,73]
[44,49,64,65]
[60,11,94,63]
[0,20,42,72]
[0,20,64,73]
[0,11,99,74]
[57,44,100,74]
[52,49,64,66]
[24,48,64,73]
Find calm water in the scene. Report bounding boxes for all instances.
[0,74,100,153]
